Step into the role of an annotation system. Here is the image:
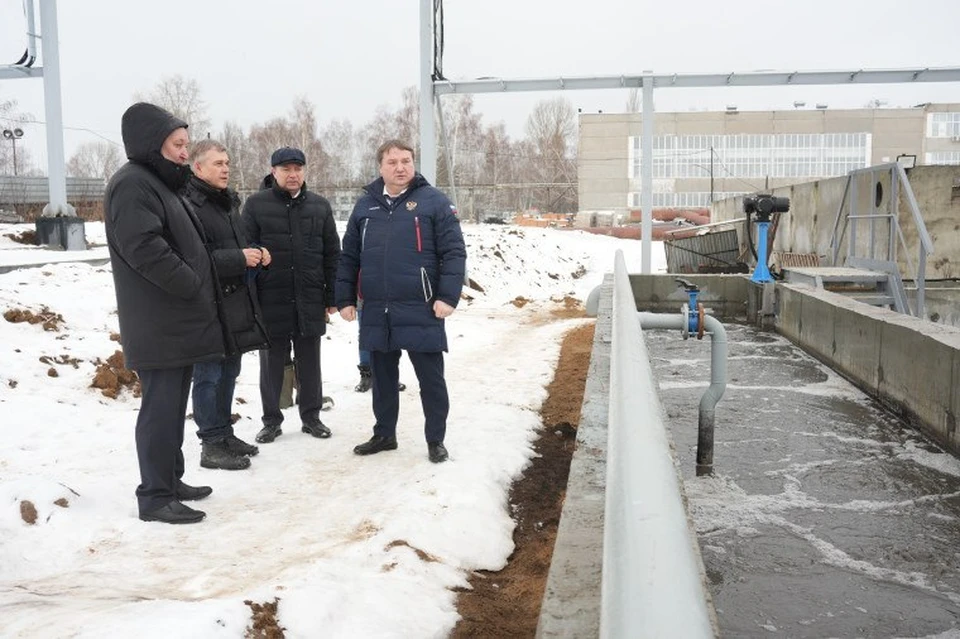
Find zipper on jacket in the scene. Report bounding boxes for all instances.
[414,216,422,252]
[420,267,433,302]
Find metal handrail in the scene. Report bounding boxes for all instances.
[601,250,716,638]
[828,163,934,317]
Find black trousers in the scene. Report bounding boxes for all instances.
[370,350,448,444]
[260,335,322,427]
[135,366,192,514]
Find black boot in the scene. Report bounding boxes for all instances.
[201,441,252,470]
[256,424,282,444]
[225,434,259,456]
[355,364,372,393]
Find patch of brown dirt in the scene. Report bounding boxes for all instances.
[549,295,587,320]
[20,500,37,524]
[511,296,530,308]
[453,321,595,638]
[4,229,36,245]
[244,598,285,638]
[90,350,140,399]
[4,306,65,331]
[39,354,81,369]
[385,539,440,563]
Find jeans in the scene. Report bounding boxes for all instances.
[191,354,242,443]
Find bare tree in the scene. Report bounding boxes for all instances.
[287,96,328,185]
[320,118,361,186]
[524,97,578,213]
[135,75,212,140]
[66,141,122,181]
[219,120,258,195]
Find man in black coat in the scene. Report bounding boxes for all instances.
[104,103,222,524]
[184,139,270,471]
[336,139,466,463]
[242,147,341,444]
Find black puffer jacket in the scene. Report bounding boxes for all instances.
[242,175,341,339]
[183,176,269,355]
[104,102,224,370]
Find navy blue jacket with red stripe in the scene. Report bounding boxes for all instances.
[335,174,466,353]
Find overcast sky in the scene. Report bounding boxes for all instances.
[1,0,959,169]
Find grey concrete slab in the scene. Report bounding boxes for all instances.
[797,289,836,362]
[832,297,882,391]
[879,318,960,448]
[775,284,803,343]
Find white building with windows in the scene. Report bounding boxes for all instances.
[578,102,960,213]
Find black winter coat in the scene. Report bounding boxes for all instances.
[335,174,466,353]
[184,176,269,355]
[104,103,224,370]
[242,176,341,339]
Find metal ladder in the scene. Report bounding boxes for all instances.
[827,162,934,317]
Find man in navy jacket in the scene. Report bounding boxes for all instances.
[336,139,466,463]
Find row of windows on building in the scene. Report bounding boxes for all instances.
[627,191,746,208]
[927,113,960,138]
[927,151,960,165]
[628,133,872,180]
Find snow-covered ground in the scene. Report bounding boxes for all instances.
[0,221,664,638]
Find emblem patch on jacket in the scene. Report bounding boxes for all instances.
[406,201,418,211]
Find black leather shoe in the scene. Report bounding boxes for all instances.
[225,434,259,456]
[428,442,449,463]
[302,421,332,438]
[176,482,212,501]
[139,501,205,524]
[353,434,398,456]
[256,424,282,444]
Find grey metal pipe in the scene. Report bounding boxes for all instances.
[637,312,727,476]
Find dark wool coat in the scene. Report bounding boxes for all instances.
[104,103,224,370]
[183,176,269,355]
[335,174,466,353]
[241,176,341,340]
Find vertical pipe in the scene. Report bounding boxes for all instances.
[848,178,858,260]
[641,74,654,274]
[38,0,73,219]
[419,0,437,183]
[889,166,898,262]
[24,0,38,64]
[696,315,727,476]
[636,312,727,477]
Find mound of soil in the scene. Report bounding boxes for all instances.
[4,306,65,331]
[453,322,595,637]
[91,350,140,399]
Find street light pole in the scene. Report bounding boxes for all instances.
[2,128,24,176]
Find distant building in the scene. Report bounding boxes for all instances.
[578,102,960,215]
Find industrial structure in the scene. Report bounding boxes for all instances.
[578,102,960,213]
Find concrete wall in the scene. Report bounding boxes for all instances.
[628,273,751,319]
[776,283,960,455]
[711,165,960,281]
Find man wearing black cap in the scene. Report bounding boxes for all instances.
[104,102,223,524]
[242,147,341,444]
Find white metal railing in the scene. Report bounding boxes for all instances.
[600,249,716,638]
